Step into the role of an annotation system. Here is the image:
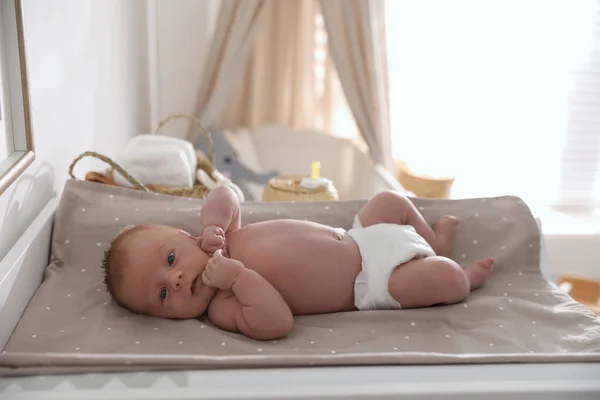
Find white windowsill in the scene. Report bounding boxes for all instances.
[535,207,600,236]
[533,207,600,281]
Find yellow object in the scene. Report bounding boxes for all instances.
[263,175,338,202]
[559,274,600,315]
[311,161,321,180]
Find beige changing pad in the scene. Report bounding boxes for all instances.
[1,180,599,376]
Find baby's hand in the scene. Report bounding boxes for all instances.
[201,225,226,255]
[201,249,244,290]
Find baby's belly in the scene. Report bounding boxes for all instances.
[227,222,362,315]
[264,236,361,315]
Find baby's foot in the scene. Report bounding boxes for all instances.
[465,258,495,290]
[433,216,459,258]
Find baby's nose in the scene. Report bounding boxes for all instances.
[168,270,184,291]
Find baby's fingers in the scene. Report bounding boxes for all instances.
[201,264,217,287]
[206,235,224,246]
[201,270,212,286]
[204,225,225,238]
[212,248,225,261]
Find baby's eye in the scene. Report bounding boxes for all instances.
[160,287,168,301]
[167,251,175,266]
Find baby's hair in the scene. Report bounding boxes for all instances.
[101,224,151,308]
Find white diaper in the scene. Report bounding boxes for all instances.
[348,216,436,311]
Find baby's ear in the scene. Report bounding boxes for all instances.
[179,229,202,244]
[178,229,192,237]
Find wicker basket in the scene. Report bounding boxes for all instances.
[396,159,455,199]
[262,175,339,202]
[68,114,217,199]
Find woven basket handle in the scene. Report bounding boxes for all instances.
[155,114,214,165]
[68,151,149,192]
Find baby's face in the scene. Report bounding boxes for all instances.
[118,226,217,319]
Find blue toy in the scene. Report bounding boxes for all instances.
[195,129,279,201]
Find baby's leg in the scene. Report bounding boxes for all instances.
[387,256,494,308]
[357,191,458,257]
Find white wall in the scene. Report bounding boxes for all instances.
[0,0,151,261]
[538,210,600,281]
[148,0,219,138]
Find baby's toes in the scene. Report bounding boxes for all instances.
[473,258,494,271]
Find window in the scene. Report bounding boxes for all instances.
[385,0,600,212]
[0,11,11,162]
[312,10,360,142]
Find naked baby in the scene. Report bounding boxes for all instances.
[102,186,494,340]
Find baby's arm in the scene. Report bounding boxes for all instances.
[203,250,293,340]
[200,185,241,254]
[201,185,241,233]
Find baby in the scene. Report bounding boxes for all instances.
[102,186,494,340]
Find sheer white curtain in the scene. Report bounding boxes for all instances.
[319,0,393,169]
[189,0,266,137]
[385,0,600,211]
[214,0,359,147]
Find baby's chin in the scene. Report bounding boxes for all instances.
[166,291,217,320]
